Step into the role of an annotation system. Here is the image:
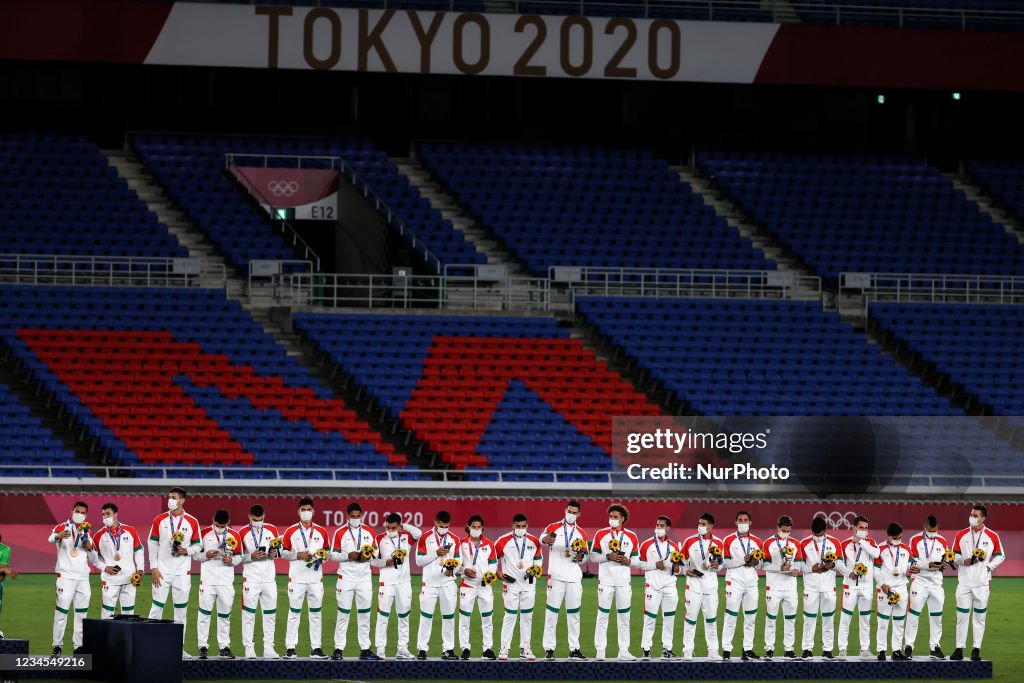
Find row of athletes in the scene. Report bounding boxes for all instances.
[48,490,1003,663]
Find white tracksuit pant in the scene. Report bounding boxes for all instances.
[683,589,719,655]
[641,584,678,652]
[100,581,137,619]
[149,573,191,641]
[543,579,583,651]
[722,582,758,653]
[876,586,908,653]
[459,584,495,652]
[594,583,632,654]
[335,579,373,652]
[838,584,874,652]
[765,589,798,652]
[376,581,413,654]
[286,581,324,650]
[197,583,235,650]
[955,584,990,649]
[904,582,944,650]
[418,584,457,653]
[500,581,537,653]
[802,588,837,652]
[53,576,90,649]
[242,579,278,653]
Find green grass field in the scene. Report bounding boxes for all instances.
[2,574,1020,682]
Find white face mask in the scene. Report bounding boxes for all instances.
[889,538,901,546]
[697,525,709,536]
[388,531,399,541]
[469,528,482,539]
[250,521,264,531]
[167,498,179,512]
[71,512,86,525]
[736,523,750,534]
[513,528,527,538]
[608,518,621,529]
[564,513,577,525]
[777,531,790,541]
[924,531,937,539]
[103,517,115,528]
[436,526,450,536]
[299,510,313,523]
[655,528,667,538]
[855,529,868,540]
[968,516,981,528]
[214,524,227,532]
[349,518,362,529]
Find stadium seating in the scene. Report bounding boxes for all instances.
[965,159,1024,224]
[798,0,1024,30]
[870,302,1024,416]
[0,382,88,477]
[0,133,185,259]
[293,312,667,479]
[697,151,1024,279]
[132,134,483,272]
[0,286,415,478]
[576,296,1021,485]
[417,142,771,275]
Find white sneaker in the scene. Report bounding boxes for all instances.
[245,647,258,659]
[521,648,536,661]
[181,652,193,660]
[617,652,637,661]
[595,649,606,661]
[498,648,509,660]
[859,650,873,659]
[682,650,694,660]
[838,649,847,659]
[395,648,414,660]
[707,651,722,661]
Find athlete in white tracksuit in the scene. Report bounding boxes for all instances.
[720,518,764,659]
[874,527,913,659]
[416,516,460,656]
[239,512,280,659]
[494,520,543,660]
[196,519,243,656]
[372,518,422,658]
[541,503,589,658]
[799,523,841,657]
[90,507,144,620]
[329,510,378,659]
[49,503,94,653]
[836,518,881,659]
[279,503,330,658]
[951,506,1005,659]
[148,491,203,651]
[457,523,498,658]
[762,528,803,657]
[903,523,949,659]
[589,508,640,661]
[637,518,682,659]
[679,518,723,660]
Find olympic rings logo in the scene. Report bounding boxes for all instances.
[267,180,299,197]
[812,511,858,530]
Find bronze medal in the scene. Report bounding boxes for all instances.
[114,553,121,561]
[71,549,79,558]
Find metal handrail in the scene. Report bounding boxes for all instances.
[841,272,1024,312]
[0,253,226,288]
[225,152,442,274]
[557,266,822,297]
[224,158,321,272]
[178,0,1024,30]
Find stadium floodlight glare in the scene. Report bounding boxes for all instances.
[876,94,885,104]
[953,91,962,101]
[273,207,295,220]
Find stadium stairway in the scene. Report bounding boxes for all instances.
[104,148,249,298]
[946,168,1024,246]
[392,155,527,275]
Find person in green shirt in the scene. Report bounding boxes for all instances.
[0,532,17,637]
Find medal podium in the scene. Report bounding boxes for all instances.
[83,616,183,683]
